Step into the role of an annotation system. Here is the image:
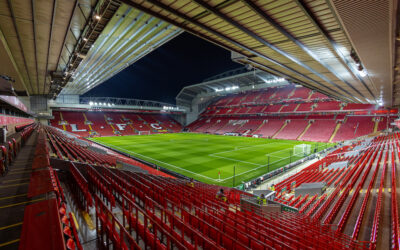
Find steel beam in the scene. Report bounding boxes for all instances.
[121,0,358,102]
[242,0,366,101]
[7,0,34,94]
[43,0,57,95]
[74,22,176,94]
[245,58,350,102]
[295,0,376,101]
[70,9,144,91]
[56,0,79,71]
[191,0,355,100]
[31,0,40,95]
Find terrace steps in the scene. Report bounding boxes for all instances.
[287,88,296,98]
[329,122,342,142]
[272,121,287,138]
[216,121,230,133]
[59,112,66,130]
[297,122,312,140]
[122,115,136,132]
[82,113,93,131]
[104,114,115,132]
[253,121,266,135]
[136,114,152,131]
[293,103,301,112]
[373,119,380,133]
[261,106,268,113]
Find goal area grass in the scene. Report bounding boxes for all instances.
[89,133,333,187]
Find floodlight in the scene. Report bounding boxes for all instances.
[89,101,93,105]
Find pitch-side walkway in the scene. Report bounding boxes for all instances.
[249,158,319,192]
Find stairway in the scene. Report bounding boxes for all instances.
[215,121,230,133]
[104,115,115,133]
[287,88,296,98]
[261,106,268,113]
[122,115,136,133]
[82,113,92,131]
[373,118,380,133]
[253,121,266,134]
[233,122,247,133]
[272,121,287,138]
[293,103,301,112]
[278,105,285,112]
[136,115,152,131]
[307,91,313,100]
[297,122,312,140]
[329,123,342,142]
[59,112,66,131]
[254,92,263,102]
[0,132,37,248]
[311,103,317,111]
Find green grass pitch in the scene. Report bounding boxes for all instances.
[90,133,333,187]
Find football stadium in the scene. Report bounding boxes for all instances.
[0,0,399,249]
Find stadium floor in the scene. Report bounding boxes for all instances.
[90,133,332,187]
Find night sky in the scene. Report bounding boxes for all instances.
[83,32,241,104]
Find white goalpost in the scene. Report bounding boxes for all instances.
[138,131,151,135]
[293,144,311,156]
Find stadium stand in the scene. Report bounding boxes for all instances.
[274,120,309,140]
[187,86,395,142]
[50,110,182,137]
[300,120,338,142]
[272,132,400,249]
[6,123,384,249]
[2,0,400,248]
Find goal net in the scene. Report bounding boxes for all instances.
[294,144,311,156]
[138,131,150,135]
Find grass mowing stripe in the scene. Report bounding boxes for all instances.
[99,143,218,181]
[91,133,333,187]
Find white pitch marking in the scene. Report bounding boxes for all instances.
[210,155,264,166]
[211,142,293,155]
[95,138,312,183]
[97,143,219,181]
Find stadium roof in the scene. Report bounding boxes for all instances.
[50,96,184,112]
[121,0,398,107]
[0,1,181,97]
[1,0,399,107]
[176,68,291,104]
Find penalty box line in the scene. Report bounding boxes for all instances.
[210,142,294,156]
[102,144,221,182]
[218,148,307,182]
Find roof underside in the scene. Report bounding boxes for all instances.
[61,4,182,95]
[0,0,97,96]
[121,0,399,107]
[176,69,290,103]
[0,0,398,107]
[0,0,181,97]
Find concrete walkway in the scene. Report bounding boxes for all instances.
[249,158,319,193]
[0,132,37,250]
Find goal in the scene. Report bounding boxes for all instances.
[138,131,150,135]
[294,144,311,156]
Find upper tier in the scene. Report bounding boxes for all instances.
[202,85,389,117]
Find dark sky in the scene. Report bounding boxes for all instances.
[83,32,241,104]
